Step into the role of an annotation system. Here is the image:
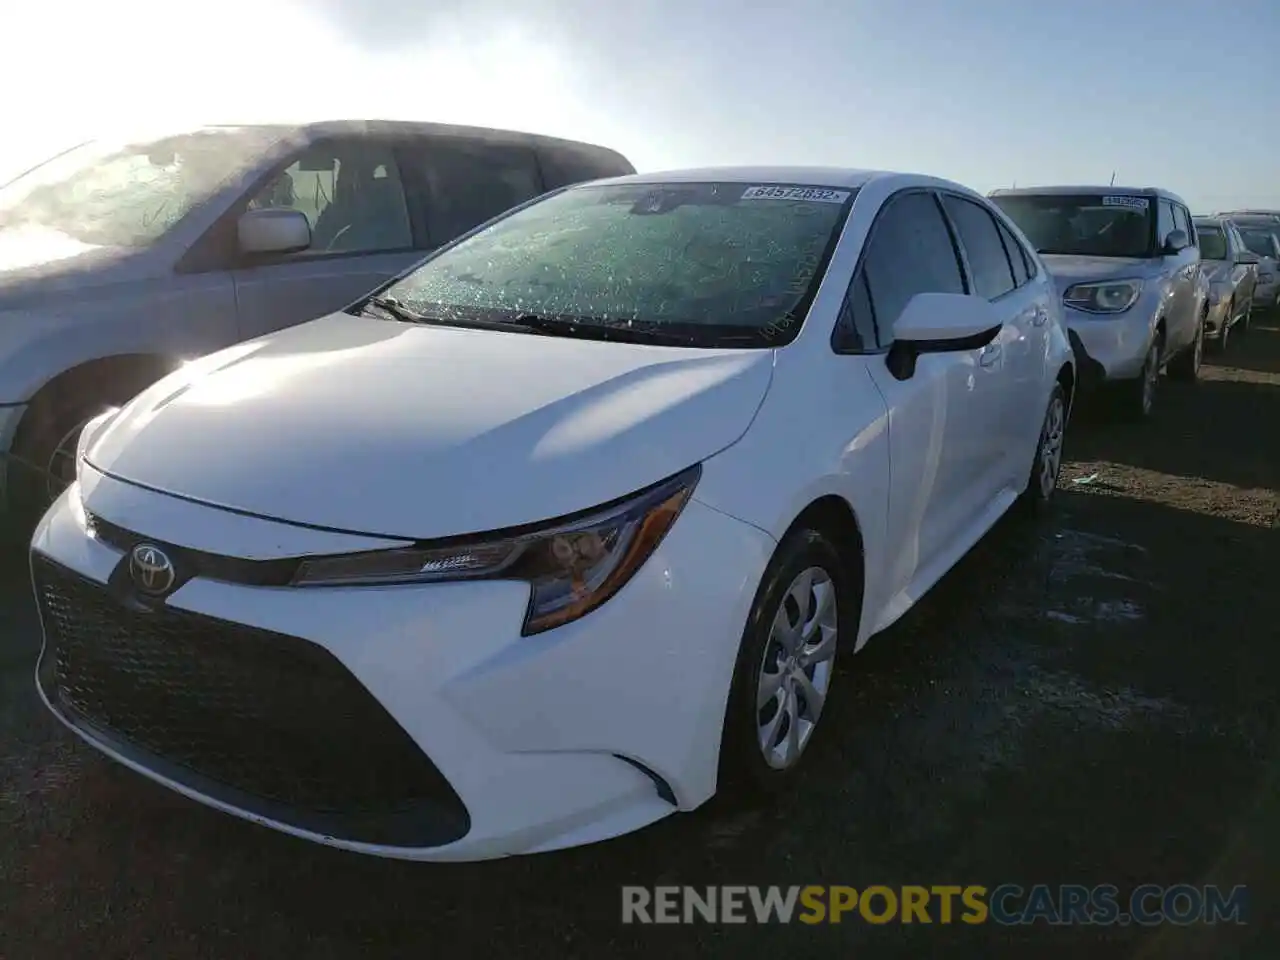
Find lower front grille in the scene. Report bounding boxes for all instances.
[33,554,470,847]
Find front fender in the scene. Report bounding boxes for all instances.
[0,275,237,404]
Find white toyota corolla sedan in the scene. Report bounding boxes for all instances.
[32,167,1074,861]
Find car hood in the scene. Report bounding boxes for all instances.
[86,312,776,539]
[0,224,149,308]
[1039,254,1156,294]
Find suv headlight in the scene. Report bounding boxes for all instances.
[292,464,701,635]
[1063,279,1143,314]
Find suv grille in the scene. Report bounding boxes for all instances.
[33,554,469,847]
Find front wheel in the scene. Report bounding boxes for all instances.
[1021,384,1067,512]
[718,527,854,796]
[1238,297,1253,335]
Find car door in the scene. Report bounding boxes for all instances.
[852,190,1008,595]
[1155,199,1193,353]
[938,192,1040,486]
[1169,202,1200,351]
[230,137,425,340]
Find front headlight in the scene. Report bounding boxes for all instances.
[292,464,701,635]
[73,407,122,483]
[1063,279,1143,314]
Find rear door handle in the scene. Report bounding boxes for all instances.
[979,343,1002,367]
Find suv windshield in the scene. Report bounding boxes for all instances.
[1196,225,1228,260]
[991,193,1155,258]
[0,128,279,248]
[381,180,855,348]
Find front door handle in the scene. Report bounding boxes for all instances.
[978,343,1002,367]
[1031,307,1049,327]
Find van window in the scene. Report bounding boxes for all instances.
[538,143,631,189]
[247,139,413,255]
[404,138,544,246]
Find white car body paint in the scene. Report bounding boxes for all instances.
[32,165,1075,861]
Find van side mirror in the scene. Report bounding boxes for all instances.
[1162,230,1189,255]
[238,208,312,256]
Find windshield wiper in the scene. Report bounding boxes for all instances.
[360,296,542,334]
[360,295,431,324]
[513,314,705,346]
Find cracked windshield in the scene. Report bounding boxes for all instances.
[0,0,1276,958]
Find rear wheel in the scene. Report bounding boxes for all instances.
[1021,384,1067,513]
[1168,313,1204,382]
[1117,337,1161,421]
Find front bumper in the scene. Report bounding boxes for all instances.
[1062,305,1153,383]
[32,469,775,861]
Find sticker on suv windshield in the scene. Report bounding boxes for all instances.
[1102,196,1148,209]
[741,185,851,204]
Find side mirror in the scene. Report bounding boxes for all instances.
[237,208,312,256]
[1162,230,1189,255]
[886,292,1003,381]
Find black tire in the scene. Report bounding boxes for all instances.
[1117,336,1161,421]
[1020,383,1067,513]
[1168,314,1205,383]
[718,526,857,797]
[10,383,138,535]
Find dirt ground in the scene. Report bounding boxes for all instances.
[1,319,1277,959]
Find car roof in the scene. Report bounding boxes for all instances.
[576,165,982,195]
[127,119,630,160]
[990,184,1190,206]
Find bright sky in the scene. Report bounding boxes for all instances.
[3,0,1278,211]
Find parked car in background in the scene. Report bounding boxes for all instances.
[990,185,1206,419]
[0,120,635,524]
[1237,225,1280,310]
[1216,210,1280,228]
[33,166,1075,861]
[1194,216,1259,350]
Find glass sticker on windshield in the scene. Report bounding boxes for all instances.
[1101,196,1148,210]
[741,185,850,204]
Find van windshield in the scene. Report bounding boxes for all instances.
[382,181,855,348]
[992,193,1156,258]
[0,128,279,248]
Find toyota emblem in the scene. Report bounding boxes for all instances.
[129,543,176,595]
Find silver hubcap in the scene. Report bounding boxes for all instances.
[1038,395,1065,497]
[756,567,838,770]
[1141,345,1159,414]
[46,418,91,503]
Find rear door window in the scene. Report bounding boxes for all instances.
[403,137,545,246]
[942,194,1016,300]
